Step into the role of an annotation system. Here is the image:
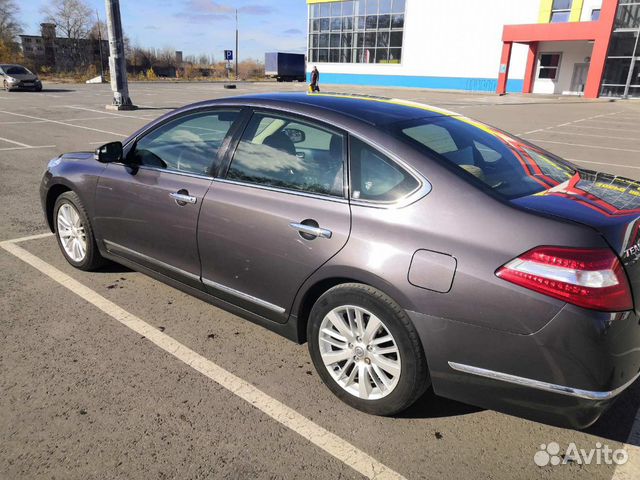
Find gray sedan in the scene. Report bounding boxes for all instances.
[40,93,640,429]
[0,64,43,91]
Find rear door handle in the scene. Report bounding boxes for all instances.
[170,191,197,205]
[289,222,332,239]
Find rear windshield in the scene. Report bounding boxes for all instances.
[5,66,31,75]
[391,116,576,199]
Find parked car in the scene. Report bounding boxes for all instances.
[0,64,43,92]
[40,93,640,428]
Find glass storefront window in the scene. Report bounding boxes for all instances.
[603,57,633,84]
[615,3,640,29]
[378,14,391,29]
[392,0,405,14]
[602,2,640,97]
[379,0,392,15]
[608,31,638,56]
[308,0,405,65]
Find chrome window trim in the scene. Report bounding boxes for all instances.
[202,278,286,314]
[448,361,640,401]
[214,178,350,204]
[104,240,201,282]
[110,162,214,181]
[348,133,432,210]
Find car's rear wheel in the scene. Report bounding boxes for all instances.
[54,192,105,271]
[308,283,430,416]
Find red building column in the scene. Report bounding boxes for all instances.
[523,42,539,93]
[496,41,513,95]
[584,0,619,98]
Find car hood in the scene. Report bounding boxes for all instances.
[512,170,640,312]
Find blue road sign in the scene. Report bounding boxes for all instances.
[224,50,233,61]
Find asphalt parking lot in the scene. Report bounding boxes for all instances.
[1,81,639,480]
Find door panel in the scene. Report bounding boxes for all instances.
[94,165,211,287]
[197,181,350,321]
[197,110,350,321]
[93,109,241,287]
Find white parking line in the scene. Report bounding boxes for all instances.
[65,105,157,120]
[559,124,640,133]
[0,110,128,138]
[0,136,32,148]
[523,138,640,153]
[0,234,405,480]
[567,159,640,170]
[517,111,623,136]
[540,130,636,141]
[0,145,56,152]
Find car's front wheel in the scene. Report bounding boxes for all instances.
[308,283,430,416]
[54,191,105,271]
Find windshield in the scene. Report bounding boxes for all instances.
[5,66,32,75]
[392,115,576,199]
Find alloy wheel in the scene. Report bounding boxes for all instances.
[57,203,87,262]
[318,305,401,400]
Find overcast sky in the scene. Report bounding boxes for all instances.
[19,0,308,62]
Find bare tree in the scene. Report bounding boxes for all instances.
[88,20,107,41]
[0,0,21,45]
[42,0,91,40]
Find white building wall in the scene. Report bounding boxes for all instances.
[310,0,541,82]
[533,41,594,94]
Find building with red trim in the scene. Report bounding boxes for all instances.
[499,0,640,98]
[306,1,640,98]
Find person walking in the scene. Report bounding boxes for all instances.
[310,66,320,93]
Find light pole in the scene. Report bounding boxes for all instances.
[96,9,105,80]
[235,9,239,81]
[105,0,136,110]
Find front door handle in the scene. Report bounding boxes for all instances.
[289,222,332,240]
[170,191,197,205]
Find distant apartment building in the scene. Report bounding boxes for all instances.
[20,23,108,72]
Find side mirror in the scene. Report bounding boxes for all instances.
[283,128,306,144]
[95,141,123,163]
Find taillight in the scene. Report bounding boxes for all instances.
[496,246,633,312]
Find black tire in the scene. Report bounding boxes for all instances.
[53,191,106,271]
[35,85,43,92]
[308,283,430,416]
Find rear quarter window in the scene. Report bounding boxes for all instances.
[350,137,419,203]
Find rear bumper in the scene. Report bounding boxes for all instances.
[409,305,640,429]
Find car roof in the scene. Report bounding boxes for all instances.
[207,92,461,127]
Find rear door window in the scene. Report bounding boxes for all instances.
[226,113,345,197]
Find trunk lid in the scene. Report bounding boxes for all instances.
[511,170,640,313]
